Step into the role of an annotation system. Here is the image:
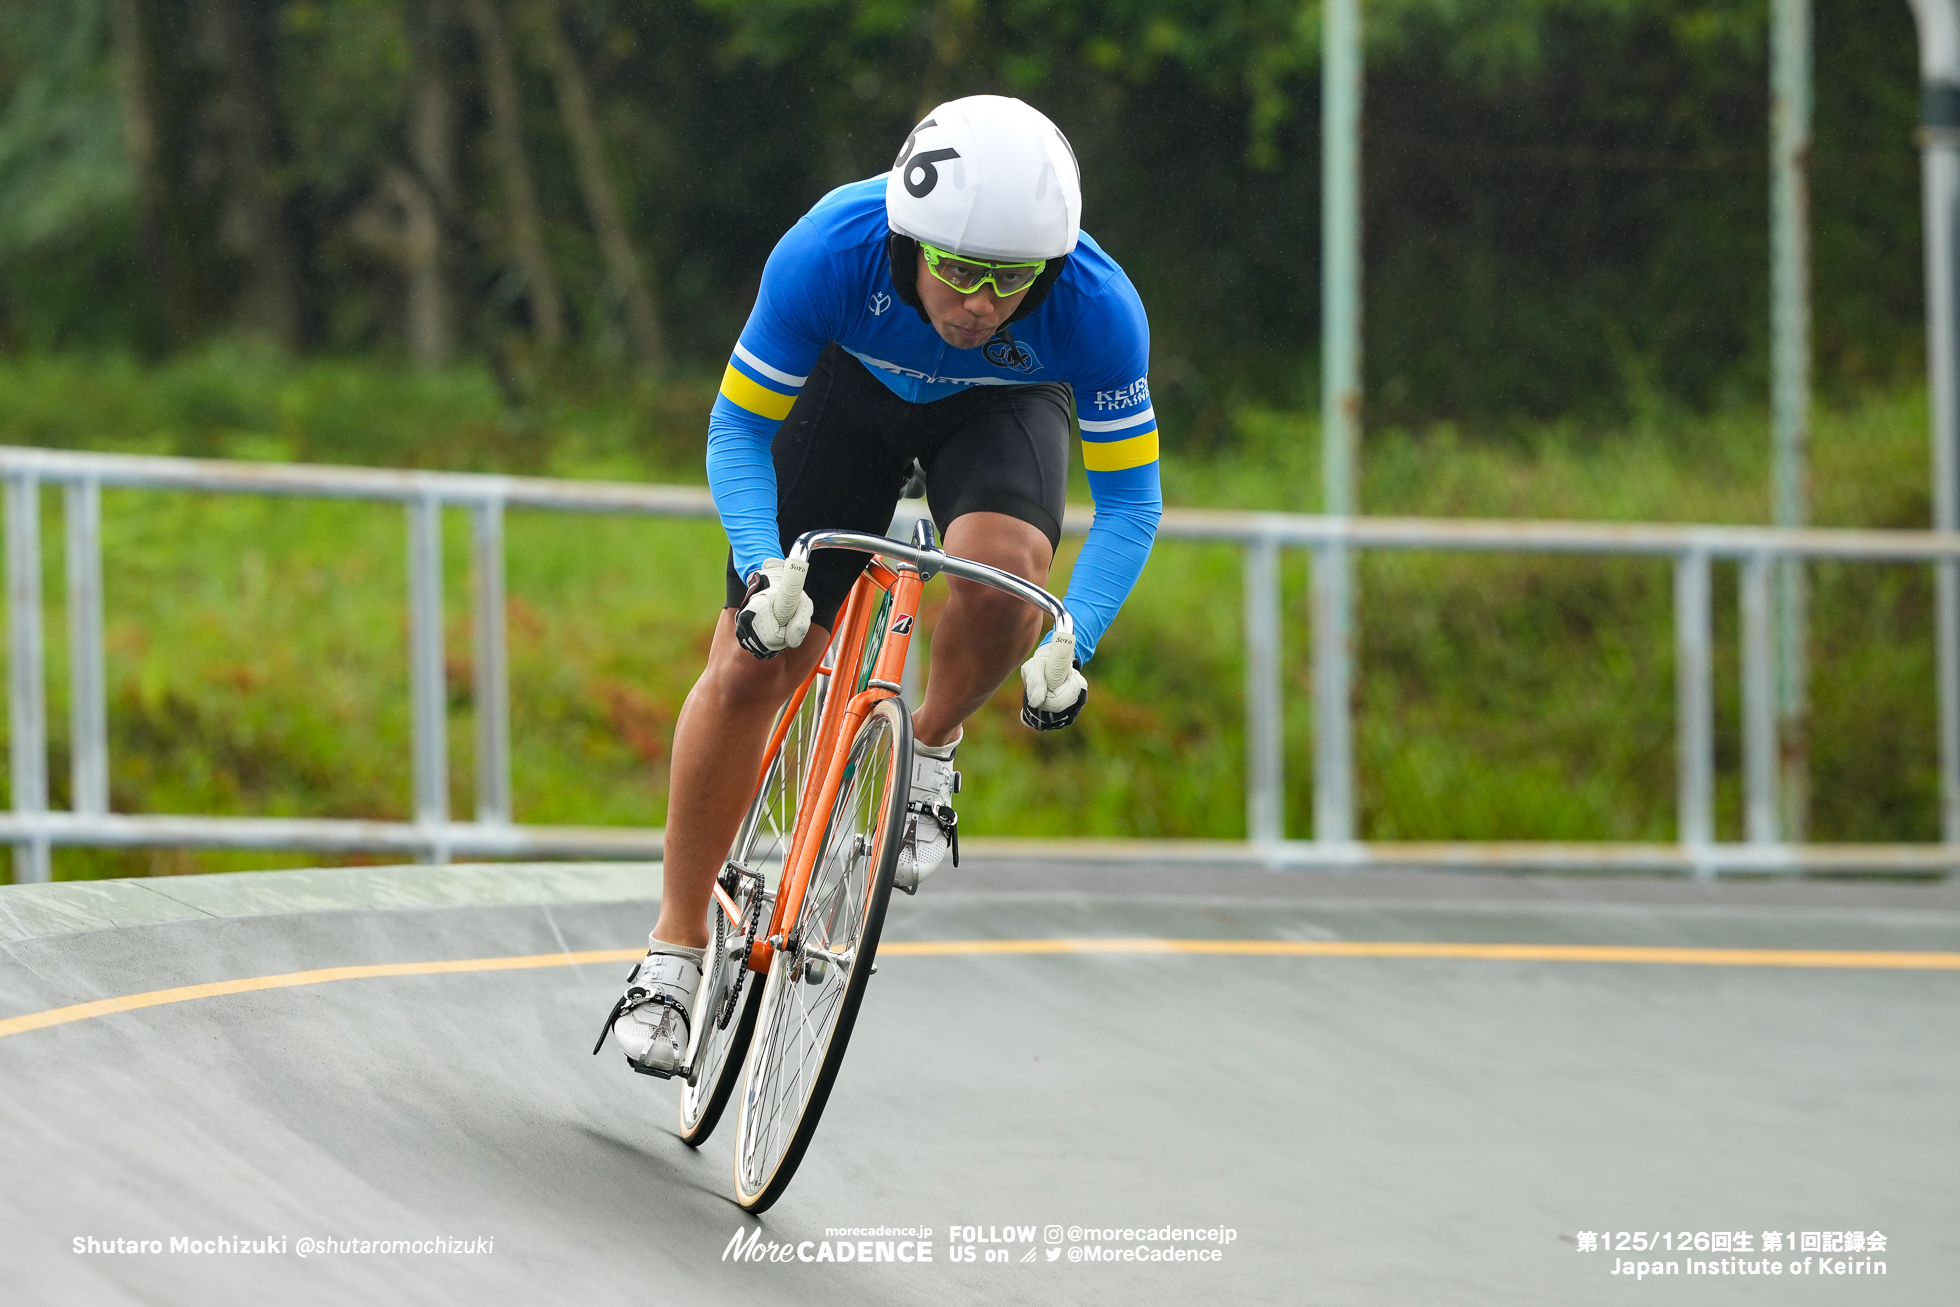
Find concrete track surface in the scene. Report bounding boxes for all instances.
[1,860,1956,1305]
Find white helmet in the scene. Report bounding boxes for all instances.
[886,96,1081,262]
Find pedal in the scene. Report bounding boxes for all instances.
[627,1057,688,1081]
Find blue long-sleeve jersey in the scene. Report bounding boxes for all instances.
[706,176,1162,663]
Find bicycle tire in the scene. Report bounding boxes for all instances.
[731,694,910,1211]
[677,665,827,1148]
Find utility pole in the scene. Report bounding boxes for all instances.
[1769,0,1812,842]
[1908,0,1960,845]
[1315,0,1361,848]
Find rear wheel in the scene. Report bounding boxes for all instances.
[732,695,910,1212]
[677,664,827,1147]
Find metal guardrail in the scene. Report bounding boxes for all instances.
[2,444,1958,882]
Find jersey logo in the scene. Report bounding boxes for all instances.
[1093,377,1150,410]
[985,338,1041,374]
[869,291,891,316]
[892,614,914,634]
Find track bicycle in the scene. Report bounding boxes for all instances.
[666,517,1072,1213]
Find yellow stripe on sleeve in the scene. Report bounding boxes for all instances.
[1081,429,1159,471]
[719,364,798,421]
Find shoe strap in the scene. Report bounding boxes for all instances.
[907,797,957,829]
[623,987,691,1037]
[624,953,700,1019]
[632,951,700,985]
[910,751,958,800]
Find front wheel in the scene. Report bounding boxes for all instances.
[732,695,910,1212]
[677,667,825,1148]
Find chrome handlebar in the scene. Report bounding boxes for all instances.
[786,520,1074,644]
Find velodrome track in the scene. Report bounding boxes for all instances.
[1,859,1956,1305]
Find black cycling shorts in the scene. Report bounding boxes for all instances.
[723,343,1071,632]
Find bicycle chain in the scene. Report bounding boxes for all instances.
[715,868,765,1031]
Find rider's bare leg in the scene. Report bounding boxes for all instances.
[650,612,827,950]
[911,512,1054,748]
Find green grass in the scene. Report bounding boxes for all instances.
[1032,386,1937,846]
[0,347,1942,879]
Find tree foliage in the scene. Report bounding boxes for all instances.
[0,0,1929,431]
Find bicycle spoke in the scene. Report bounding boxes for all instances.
[735,698,906,1208]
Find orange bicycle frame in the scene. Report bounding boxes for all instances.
[745,555,922,972]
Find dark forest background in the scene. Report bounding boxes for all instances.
[0,0,1928,442]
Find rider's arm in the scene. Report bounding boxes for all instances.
[1058,277,1163,664]
[706,219,843,578]
[1067,459,1161,664]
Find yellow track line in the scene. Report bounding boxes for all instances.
[0,947,643,1041]
[877,938,1960,968]
[2,939,1955,1043]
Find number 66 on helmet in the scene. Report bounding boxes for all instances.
[886,95,1082,263]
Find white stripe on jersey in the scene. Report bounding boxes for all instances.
[1078,407,1156,433]
[733,341,808,388]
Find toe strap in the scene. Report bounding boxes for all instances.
[592,955,697,1056]
[591,992,630,1056]
[907,799,959,866]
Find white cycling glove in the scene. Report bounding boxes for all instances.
[1020,627,1088,731]
[735,557,813,659]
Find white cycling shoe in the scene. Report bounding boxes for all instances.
[596,944,702,1077]
[893,737,959,894]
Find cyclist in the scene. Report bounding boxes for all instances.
[608,95,1162,1075]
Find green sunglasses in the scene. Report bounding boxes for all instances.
[919,242,1048,297]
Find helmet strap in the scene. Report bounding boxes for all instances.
[887,233,933,323]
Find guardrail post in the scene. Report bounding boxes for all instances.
[470,497,511,825]
[1943,558,1960,843]
[1675,548,1715,874]
[1311,540,1355,848]
[65,477,109,818]
[1244,534,1284,850]
[7,473,48,881]
[408,493,448,862]
[1740,552,1778,846]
